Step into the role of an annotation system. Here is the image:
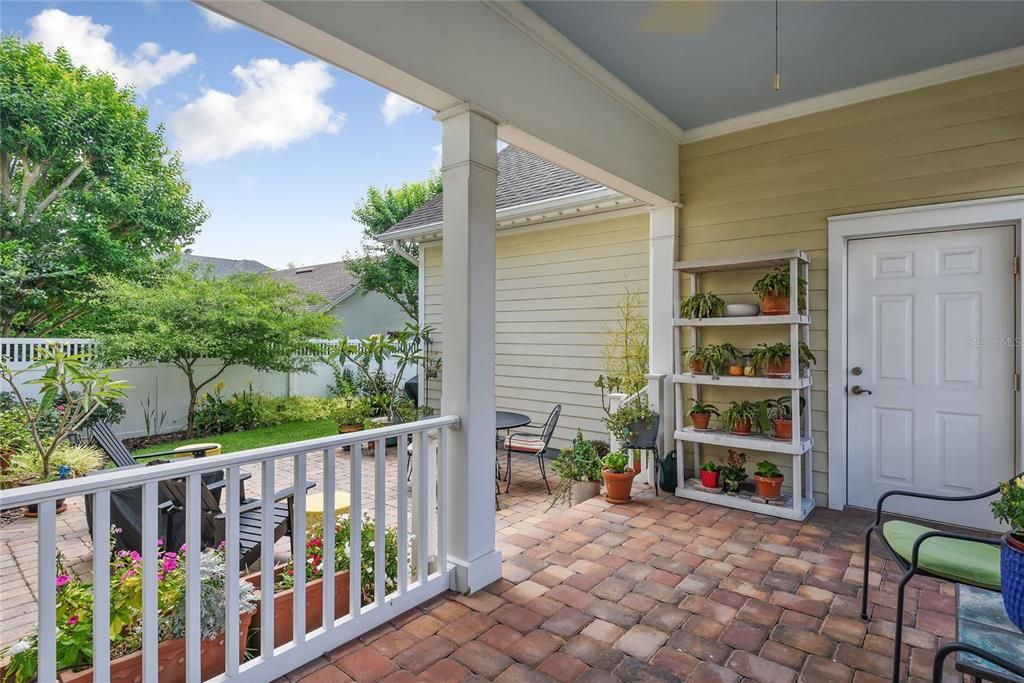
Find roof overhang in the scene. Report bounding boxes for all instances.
[377,187,643,244]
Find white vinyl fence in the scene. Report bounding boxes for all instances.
[0,338,412,438]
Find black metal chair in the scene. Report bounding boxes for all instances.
[931,641,1024,683]
[861,474,1022,681]
[623,413,661,495]
[503,405,561,494]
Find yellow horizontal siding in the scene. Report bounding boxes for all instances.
[423,212,649,448]
[679,66,1024,507]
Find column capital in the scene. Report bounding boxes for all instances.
[648,201,684,211]
[434,101,505,125]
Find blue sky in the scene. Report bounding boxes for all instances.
[2,0,442,269]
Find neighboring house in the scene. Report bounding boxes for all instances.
[267,260,412,339]
[382,145,648,448]
[178,254,272,277]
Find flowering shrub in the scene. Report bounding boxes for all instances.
[0,534,256,682]
[278,513,399,605]
[992,474,1024,540]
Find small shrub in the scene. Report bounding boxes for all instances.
[601,451,631,474]
[9,444,104,479]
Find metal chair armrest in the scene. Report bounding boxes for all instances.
[874,487,1002,525]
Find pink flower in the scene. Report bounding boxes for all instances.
[67,616,78,626]
[162,555,178,573]
[55,575,70,588]
[55,405,65,412]
[179,543,187,553]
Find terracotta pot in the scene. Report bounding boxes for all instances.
[571,480,601,505]
[689,360,705,374]
[729,419,752,435]
[759,293,790,315]
[690,413,712,430]
[727,365,743,376]
[699,469,720,489]
[24,498,68,517]
[602,469,637,504]
[59,611,253,683]
[246,568,351,648]
[632,453,642,474]
[763,357,791,378]
[754,474,784,499]
[772,419,793,441]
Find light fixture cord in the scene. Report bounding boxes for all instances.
[774,0,781,91]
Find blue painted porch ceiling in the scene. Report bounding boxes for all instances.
[525,1,1024,129]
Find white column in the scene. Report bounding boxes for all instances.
[648,204,679,458]
[437,103,502,593]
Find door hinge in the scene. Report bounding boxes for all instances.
[1014,256,1020,276]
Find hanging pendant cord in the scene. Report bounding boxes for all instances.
[773,0,781,91]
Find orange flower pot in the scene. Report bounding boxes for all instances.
[772,419,793,441]
[602,469,637,504]
[763,357,791,378]
[759,293,790,315]
[754,474,784,499]
[690,413,712,430]
[729,419,752,435]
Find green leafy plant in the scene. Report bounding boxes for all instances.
[601,287,649,397]
[684,346,709,372]
[700,460,719,473]
[705,343,741,377]
[278,513,399,605]
[680,292,725,319]
[688,401,720,417]
[755,460,782,478]
[750,342,816,373]
[0,343,130,479]
[602,398,658,446]
[549,430,605,508]
[330,396,376,427]
[720,449,748,492]
[139,396,167,438]
[752,267,807,310]
[9,444,104,479]
[992,474,1024,540]
[601,451,631,474]
[720,400,770,433]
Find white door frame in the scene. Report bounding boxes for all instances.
[826,195,1024,511]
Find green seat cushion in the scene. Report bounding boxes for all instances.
[882,520,1001,591]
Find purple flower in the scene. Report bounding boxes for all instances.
[67,616,79,626]
[55,575,70,588]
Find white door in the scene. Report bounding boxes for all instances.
[847,226,1016,530]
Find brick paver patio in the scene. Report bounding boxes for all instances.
[282,492,969,683]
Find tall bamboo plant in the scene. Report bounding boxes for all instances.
[601,287,649,397]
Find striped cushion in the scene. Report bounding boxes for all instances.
[504,435,545,453]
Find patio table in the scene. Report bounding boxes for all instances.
[496,411,531,431]
[954,584,1024,683]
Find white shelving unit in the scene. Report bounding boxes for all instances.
[672,250,815,521]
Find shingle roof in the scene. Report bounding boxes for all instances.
[179,254,271,278]
[381,146,603,237]
[267,261,357,310]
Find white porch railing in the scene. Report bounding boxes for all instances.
[0,416,458,683]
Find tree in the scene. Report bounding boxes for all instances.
[94,270,335,435]
[0,37,207,336]
[346,173,442,320]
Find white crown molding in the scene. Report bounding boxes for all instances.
[681,45,1024,144]
[482,0,686,144]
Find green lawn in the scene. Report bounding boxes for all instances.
[132,420,338,457]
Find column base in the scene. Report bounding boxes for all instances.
[448,548,502,594]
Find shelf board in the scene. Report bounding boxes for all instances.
[673,484,816,521]
[673,314,809,327]
[673,373,811,389]
[674,250,809,273]
[674,427,813,455]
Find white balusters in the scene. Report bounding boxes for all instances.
[225,466,242,674]
[323,448,336,630]
[260,458,276,658]
[292,453,307,644]
[141,481,159,683]
[374,438,386,604]
[37,500,57,683]
[437,427,448,572]
[185,474,202,682]
[91,491,111,679]
[397,433,409,594]
[349,443,363,617]
[416,430,429,584]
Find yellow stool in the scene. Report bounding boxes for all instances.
[305,491,352,531]
[173,443,221,458]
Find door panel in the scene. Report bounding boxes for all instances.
[847,226,1015,530]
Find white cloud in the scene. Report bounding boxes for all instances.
[26,9,195,93]
[431,144,442,171]
[169,59,346,164]
[199,7,238,32]
[381,92,422,126]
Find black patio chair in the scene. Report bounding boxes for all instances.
[159,475,314,570]
[91,420,217,467]
[623,413,661,495]
[503,405,561,494]
[931,641,1024,683]
[861,473,1022,681]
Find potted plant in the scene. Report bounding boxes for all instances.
[684,346,709,374]
[752,266,807,315]
[680,292,725,319]
[720,449,748,493]
[753,460,784,499]
[704,343,741,378]
[720,400,767,435]
[603,397,659,451]
[1,543,256,683]
[601,451,636,504]
[331,396,373,434]
[766,395,804,441]
[9,444,104,516]
[699,461,720,489]
[991,474,1024,630]
[688,400,719,430]
[549,430,604,508]
[750,342,816,378]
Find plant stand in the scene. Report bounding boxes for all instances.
[672,250,815,521]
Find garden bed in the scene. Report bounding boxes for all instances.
[130,420,337,457]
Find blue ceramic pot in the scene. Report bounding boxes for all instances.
[1002,535,1024,631]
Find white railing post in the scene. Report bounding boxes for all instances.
[607,392,627,452]
[649,205,678,461]
[646,373,667,486]
[436,103,502,593]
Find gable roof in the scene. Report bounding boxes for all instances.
[179,254,271,278]
[380,146,604,237]
[267,260,358,310]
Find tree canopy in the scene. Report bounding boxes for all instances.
[0,37,206,336]
[346,173,442,320]
[95,270,335,434]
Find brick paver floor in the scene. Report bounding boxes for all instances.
[282,491,970,683]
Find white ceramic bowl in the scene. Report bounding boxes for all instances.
[724,303,760,317]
